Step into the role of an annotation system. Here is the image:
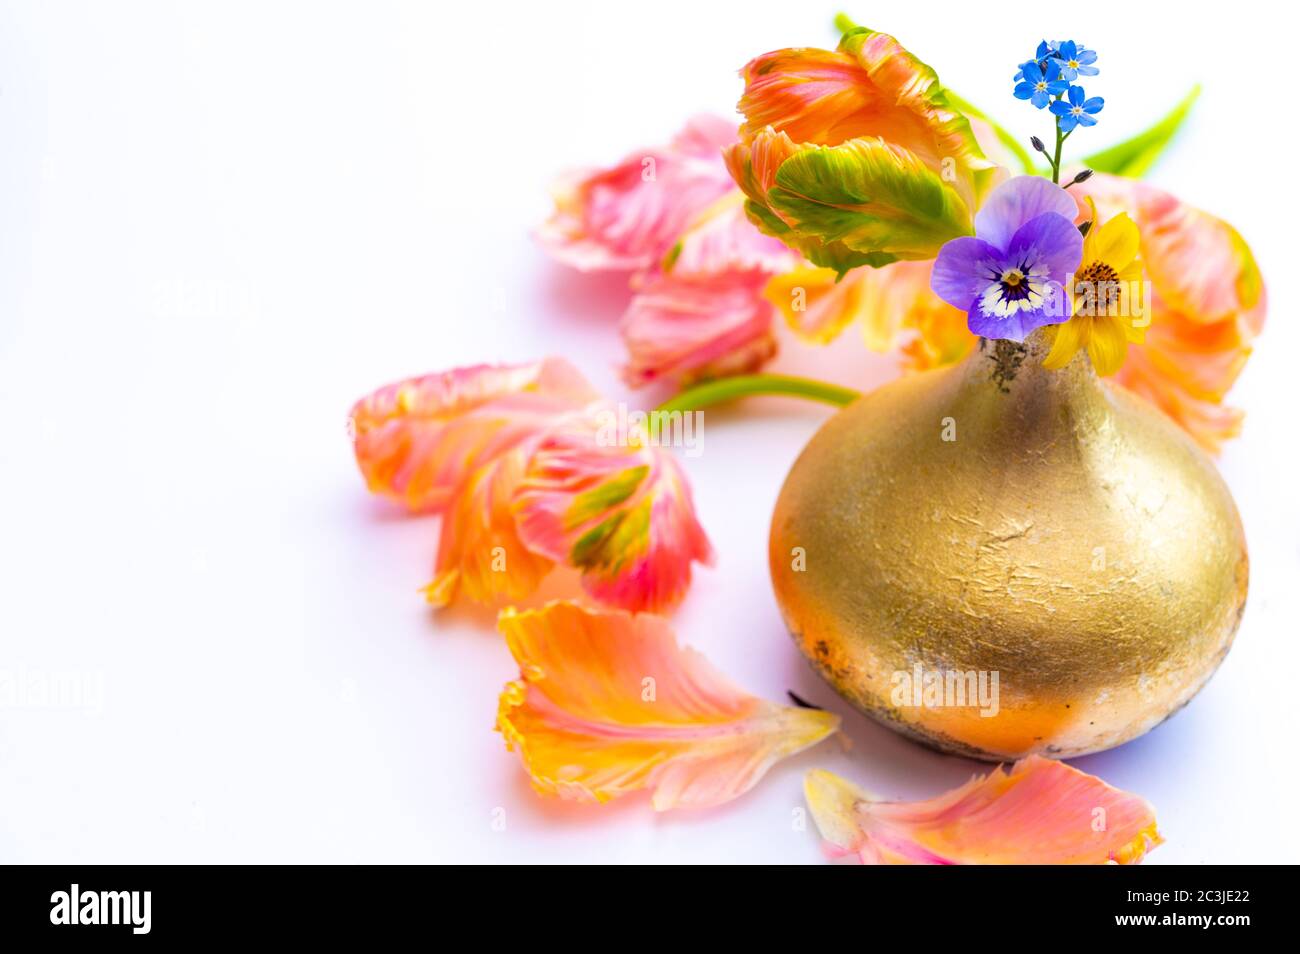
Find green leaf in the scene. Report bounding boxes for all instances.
[766,138,973,266]
[1081,86,1200,178]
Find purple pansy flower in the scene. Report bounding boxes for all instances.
[930,177,1084,342]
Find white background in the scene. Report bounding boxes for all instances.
[2,0,1297,863]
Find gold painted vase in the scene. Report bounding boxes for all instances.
[770,334,1248,760]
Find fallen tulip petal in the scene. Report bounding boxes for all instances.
[496,602,840,810]
[805,757,1162,865]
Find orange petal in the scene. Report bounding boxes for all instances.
[352,360,717,611]
[1133,303,1252,402]
[1111,285,1253,453]
[724,126,802,204]
[1115,308,1252,452]
[737,32,994,213]
[806,757,1162,865]
[855,258,976,370]
[1114,334,1246,453]
[764,265,867,346]
[896,294,977,371]
[765,259,974,370]
[496,602,840,810]
[739,46,883,146]
[728,25,1003,274]
[349,360,598,512]
[424,449,554,607]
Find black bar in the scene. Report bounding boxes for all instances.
[0,865,1282,939]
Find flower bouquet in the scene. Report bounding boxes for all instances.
[347,16,1264,863]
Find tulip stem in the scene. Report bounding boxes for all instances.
[654,374,860,414]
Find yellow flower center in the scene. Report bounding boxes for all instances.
[1001,268,1025,288]
[1075,261,1121,316]
[1079,262,1118,283]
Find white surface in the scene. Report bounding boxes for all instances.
[1,0,1297,863]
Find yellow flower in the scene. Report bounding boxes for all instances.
[1043,198,1146,376]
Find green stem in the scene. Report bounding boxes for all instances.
[833,12,859,34]
[1048,114,1076,183]
[1051,125,1064,183]
[654,374,860,414]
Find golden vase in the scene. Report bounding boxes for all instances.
[770,334,1248,760]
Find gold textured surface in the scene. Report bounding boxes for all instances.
[770,334,1248,760]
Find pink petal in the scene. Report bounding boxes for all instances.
[621,270,778,387]
[619,193,794,387]
[1074,173,1266,332]
[806,756,1162,865]
[512,417,714,614]
[667,192,797,278]
[348,359,598,512]
[536,116,739,272]
[1071,172,1266,451]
